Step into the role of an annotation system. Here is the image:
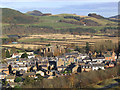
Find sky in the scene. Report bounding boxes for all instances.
[0,0,119,17]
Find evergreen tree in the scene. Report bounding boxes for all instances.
[6,49,11,58]
[36,61,39,71]
[21,52,28,58]
[85,42,90,54]
[8,65,12,74]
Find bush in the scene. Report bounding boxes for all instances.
[22,65,120,88]
[15,77,22,82]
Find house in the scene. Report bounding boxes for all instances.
[72,65,79,73]
[78,64,105,72]
[82,57,92,63]
[36,71,45,76]
[80,64,92,72]
[92,57,105,63]
[25,52,34,55]
[57,66,67,72]
[12,53,21,58]
[40,65,48,70]
[28,54,35,59]
[104,51,117,61]
[79,54,88,59]
[57,58,65,67]
[65,52,79,58]
[6,75,15,83]
[92,64,105,70]
[105,54,112,61]
[16,62,24,65]
[18,66,27,72]
[2,70,9,75]
[105,62,115,68]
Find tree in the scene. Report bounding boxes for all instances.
[85,42,90,54]
[2,49,6,59]
[8,65,12,74]
[75,46,81,52]
[15,77,22,82]
[36,61,39,71]
[14,85,20,88]
[6,49,11,58]
[21,52,28,58]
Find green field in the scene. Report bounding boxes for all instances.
[2,8,118,35]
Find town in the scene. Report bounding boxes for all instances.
[1,2,119,88]
[1,44,120,88]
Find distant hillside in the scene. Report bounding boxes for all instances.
[2,8,118,35]
[109,15,120,19]
[26,10,52,16]
[88,13,105,19]
[88,13,119,22]
[2,8,38,24]
[26,10,43,16]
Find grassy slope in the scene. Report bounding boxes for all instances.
[86,17,116,25]
[25,15,117,30]
[2,8,118,34]
[2,8,38,24]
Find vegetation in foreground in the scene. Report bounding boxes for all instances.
[21,66,120,88]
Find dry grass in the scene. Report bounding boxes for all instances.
[4,34,118,49]
[2,44,42,49]
[19,34,101,40]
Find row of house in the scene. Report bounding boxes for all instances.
[1,50,119,88]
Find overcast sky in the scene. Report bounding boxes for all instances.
[1,0,119,2]
[0,0,119,17]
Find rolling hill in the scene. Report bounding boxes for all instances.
[2,8,118,35]
[26,10,43,16]
[109,15,120,19]
[2,8,38,24]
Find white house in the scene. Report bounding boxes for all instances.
[92,64,105,70]
[28,54,35,59]
[36,71,44,76]
[79,54,88,59]
[18,66,27,72]
[92,57,105,63]
[12,53,21,58]
[16,62,24,65]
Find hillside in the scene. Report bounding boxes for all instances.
[88,13,105,19]
[2,8,118,35]
[2,8,38,24]
[109,15,120,19]
[26,10,43,16]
